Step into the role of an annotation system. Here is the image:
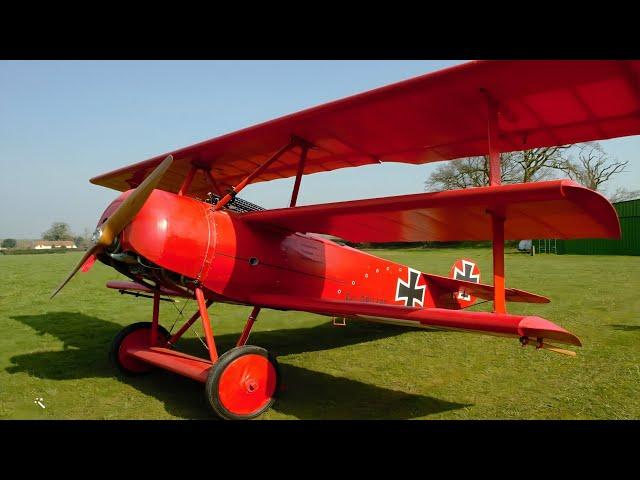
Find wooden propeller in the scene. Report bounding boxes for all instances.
[50,155,173,299]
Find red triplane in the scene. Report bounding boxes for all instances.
[52,60,638,419]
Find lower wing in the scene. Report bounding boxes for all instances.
[248,293,581,347]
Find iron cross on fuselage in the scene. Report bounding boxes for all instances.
[395,268,426,307]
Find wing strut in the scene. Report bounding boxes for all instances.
[213,135,313,211]
[486,92,506,314]
[214,136,302,211]
[179,163,225,197]
[289,139,312,207]
[204,170,223,196]
[178,165,198,196]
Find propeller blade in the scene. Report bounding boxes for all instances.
[50,155,173,299]
[80,254,97,273]
[50,245,101,299]
[97,155,173,247]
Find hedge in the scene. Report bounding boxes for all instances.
[1,248,75,255]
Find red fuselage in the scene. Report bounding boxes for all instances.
[95,188,583,349]
[98,189,421,311]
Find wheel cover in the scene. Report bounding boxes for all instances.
[118,328,165,373]
[218,354,277,416]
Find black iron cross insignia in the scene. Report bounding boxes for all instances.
[395,267,426,307]
[453,260,480,300]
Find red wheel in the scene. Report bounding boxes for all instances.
[109,322,170,376]
[205,345,280,420]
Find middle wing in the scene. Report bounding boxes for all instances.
[240,179,620,242]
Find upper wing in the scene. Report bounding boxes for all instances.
[240,180,620,242]
[90,61,640,198]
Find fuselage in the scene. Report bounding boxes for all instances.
[97,189,428,310]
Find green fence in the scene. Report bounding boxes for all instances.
[556,198,640,256]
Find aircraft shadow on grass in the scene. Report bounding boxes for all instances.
[8,312,470,419]
[608,324,640,332]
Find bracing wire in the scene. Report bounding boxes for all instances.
[168,297,208,351]
[193,323,209,351]
[462,299,491,309]
[168,297,190,334]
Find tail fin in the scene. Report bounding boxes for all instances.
[449,258,481,308]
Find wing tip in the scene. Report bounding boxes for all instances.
[562,183,621,239]
[518,316,582,347]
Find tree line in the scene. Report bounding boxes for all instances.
[1,222,92,250]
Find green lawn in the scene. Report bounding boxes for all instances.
[1,248,638,419]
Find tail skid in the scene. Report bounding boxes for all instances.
[520,337,577,357]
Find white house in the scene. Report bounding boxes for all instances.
[33,240,77,249]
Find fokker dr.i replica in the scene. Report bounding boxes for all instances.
[52,60,639,419]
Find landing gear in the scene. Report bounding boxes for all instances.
[109,286,278,419]
[109,322,170,375]
[205,346,280,420]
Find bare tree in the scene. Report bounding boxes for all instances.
[513,146,570,183]
[73,227,94,250]
[425,146,568,191]
[556,143,628,191]
[425,156,490,191]
[608,186,640,203]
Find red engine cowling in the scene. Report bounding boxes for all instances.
[114,189,214,280]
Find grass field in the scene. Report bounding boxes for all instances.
[1,248,639,420]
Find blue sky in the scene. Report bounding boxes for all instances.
[1,60,639,239]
